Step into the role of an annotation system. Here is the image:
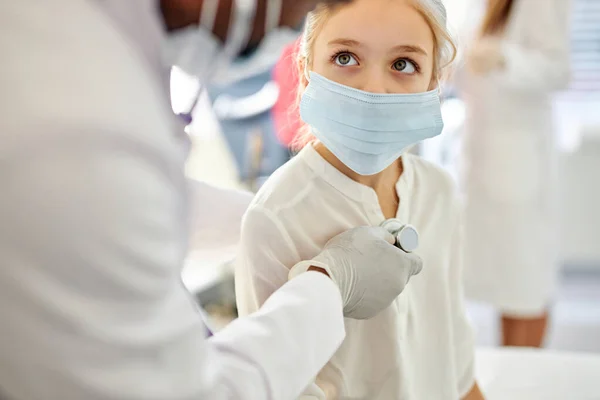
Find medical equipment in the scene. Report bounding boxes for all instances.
[380,219,419,253]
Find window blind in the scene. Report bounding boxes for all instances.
[569,0,600,94]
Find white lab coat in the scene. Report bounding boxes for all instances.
[0,1,345,399]
[459,0,572,316]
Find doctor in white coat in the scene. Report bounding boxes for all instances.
[0,1,422,399]
[460,0,572,347]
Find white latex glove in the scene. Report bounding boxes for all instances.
[289,226,423,319]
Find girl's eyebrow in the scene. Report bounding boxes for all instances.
[327,38,362,47]
[328,38,428,57]
[389,44,428,56]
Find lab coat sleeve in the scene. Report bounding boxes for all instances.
[448,202,477,398]
[189,179,254,251]
[0,125,344,400]
[494,0,572,92]
[235,206,329,399]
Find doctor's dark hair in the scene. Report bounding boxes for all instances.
[291,0,457,150]
[479,0,515,36]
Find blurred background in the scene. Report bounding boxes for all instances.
[176,0,600,354]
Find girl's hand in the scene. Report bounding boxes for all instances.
[467,37,506,76]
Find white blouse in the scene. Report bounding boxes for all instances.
[235,145,475,399]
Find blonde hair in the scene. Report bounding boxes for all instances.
[292,0,457,150]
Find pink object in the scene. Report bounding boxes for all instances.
[272,39,303,148]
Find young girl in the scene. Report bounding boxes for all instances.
[235,0,484,398]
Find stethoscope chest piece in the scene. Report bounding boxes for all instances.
[381,219,419,253]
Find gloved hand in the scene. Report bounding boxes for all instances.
[289,226,423,319]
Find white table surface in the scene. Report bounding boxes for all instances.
[476,347,600,399]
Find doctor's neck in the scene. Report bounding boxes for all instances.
[160,0,336,51]
[160,0,258,46]
[313,142,403,192]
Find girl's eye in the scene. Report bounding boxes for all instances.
[335,53,358,66]
[392,59,417,74]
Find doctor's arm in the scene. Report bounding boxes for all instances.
[0,126,344,400]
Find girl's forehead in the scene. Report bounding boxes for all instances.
[316,0,435,53]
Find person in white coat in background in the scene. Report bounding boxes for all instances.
[460,0,572,347]
[0,1,423,399]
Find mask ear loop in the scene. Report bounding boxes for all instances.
[434,75,444,96]
[304,66,311,83]
[427,72,441,95]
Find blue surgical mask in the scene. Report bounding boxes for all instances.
[300,72,444,176]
